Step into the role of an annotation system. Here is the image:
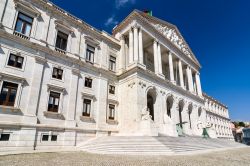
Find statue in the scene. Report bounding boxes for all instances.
[197,120,203,130]
[141,107,152,121]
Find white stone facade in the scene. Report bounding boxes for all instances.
[0,0,233,151]
[204,93,233,139]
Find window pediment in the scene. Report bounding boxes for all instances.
[81,92,96,100]
[47,83,65,93]
[0,72,26,85]
[55,20,73,34]
[14,0,40,17]
[84,36,100,47]
[108,99,119,105]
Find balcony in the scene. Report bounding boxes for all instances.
[13,31,30,40]
[55,47,66,54]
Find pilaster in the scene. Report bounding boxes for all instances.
[24,56,47,124]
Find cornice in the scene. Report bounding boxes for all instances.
[203,92,228,109]
[30,0,120,49]
[0,29,117,81]
[206,109,231,121]
[117,66,204,104]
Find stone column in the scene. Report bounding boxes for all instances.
[153,40,159,74]
[133,26,139,62]
[129,28,133,64]
[195,72,202,96]
[168,52,175,83]
[157,42,163,76]
[187,67,194,92]
[178,60,184,88]
[138,27,143,65]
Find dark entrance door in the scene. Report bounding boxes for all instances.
[147,94,154,121]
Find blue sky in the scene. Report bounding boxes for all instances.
[50,0,250,121]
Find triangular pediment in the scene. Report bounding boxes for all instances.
[136,11,200,65]
[113,10,201,67]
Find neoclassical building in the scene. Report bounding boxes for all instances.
[0,0,233,151]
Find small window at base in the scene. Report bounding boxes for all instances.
[0,134,10,141]
[51,135,57,141]
[42,135,49,141]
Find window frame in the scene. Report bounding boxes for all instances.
[108,104,115,120]
[14,12,34,37]
[55,30,68,51]
[7,53,24,69]
[52,67,64,80]
[109,55,116,72]
[109,85,115,95]
[47,91,61,113]
[84,77,92,88]
[82,98,92,117]
[85,44,95,64]
[0,81,19,107]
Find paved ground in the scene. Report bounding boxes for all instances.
[0,147,250,166]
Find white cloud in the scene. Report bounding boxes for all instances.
[115,0,135,8]
[105,15,118,27]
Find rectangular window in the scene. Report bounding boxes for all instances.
[52,67,63,80]
[42,134,49,141]
[15,12,33,36]
[55,31,68,51]
[48,91,60,112]
[7,54,24,69]
[86,45,95,63]
[109,104,115,120]
[83,99,91,117]
[51,135,57,141]
[109,56,116,71]
[84,78,92,88]
[0,81,18,106]
[0,134,10,141]
[109,85,115,95]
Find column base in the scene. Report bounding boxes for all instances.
[170,80,176,85]
[127,61,146,70]
[157,73,165,79]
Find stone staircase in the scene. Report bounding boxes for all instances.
[78,136,246,155]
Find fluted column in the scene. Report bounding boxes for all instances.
[178,60,184,88]
[129,28,133,64]
[195,72,202,96]
[168,52,175,83]
[133,26,139,62]
[157,43,163,75]
[138,28,143,64]
[153,40,159,74]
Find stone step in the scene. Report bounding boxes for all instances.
[78,136,245,155]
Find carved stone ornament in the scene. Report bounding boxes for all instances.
[128,81,136,88]
[138,81,146,88]
[151,24,191,57]
[141,106,152,121]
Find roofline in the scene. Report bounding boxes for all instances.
[203,92,228,109]
[112,9,201,68]
[35,0,119,45]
